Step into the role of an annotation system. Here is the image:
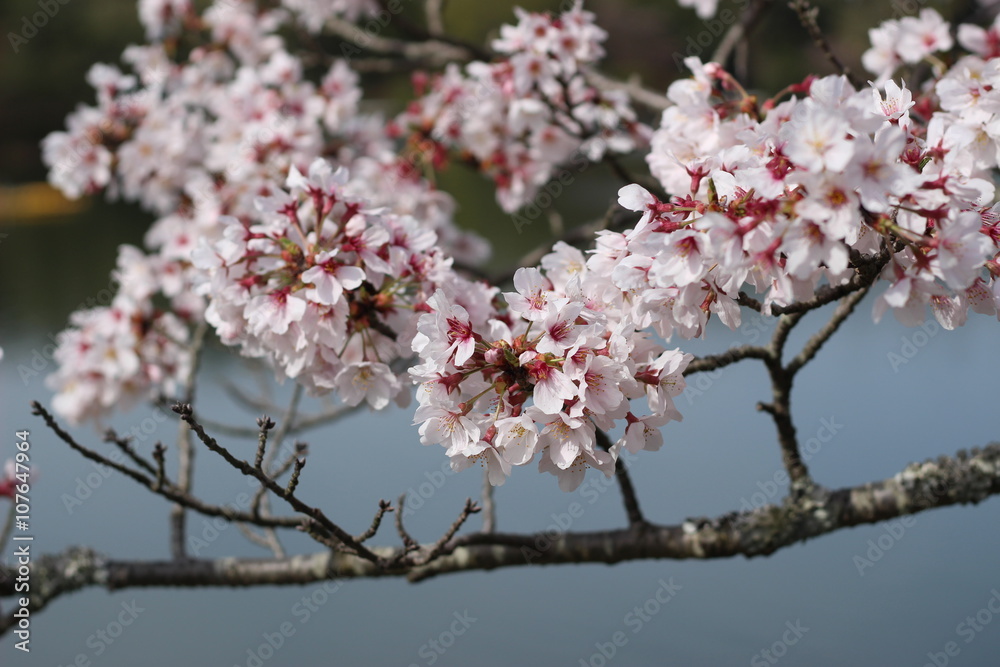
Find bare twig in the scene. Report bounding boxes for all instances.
[788,0,861,87]
[171,320,207,560]
[172,404,384,564]
[254,415,276,470]
[103,429,160,478]
[416,498,480,565]
[738,249,888,315]
[8,442,1000,626]
[712,0,774,69]
[323,15,483,65]
[425,0,445,35]
[31,402,302,531]
[394,494,420,553]
[152,444,167,492]
[355,500,394,544]
[596,430,645,526]
[756,310,810,486]
[584,69,671,112]
[684,345,771,376]
[787,285,870,375]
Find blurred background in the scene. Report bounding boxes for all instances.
[2,0,1000,665]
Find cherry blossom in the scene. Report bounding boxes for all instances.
[39,1,1000,491]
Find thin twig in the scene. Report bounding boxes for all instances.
[416,499,480,565]
[355,500,394,544]
[712,0,774,69]
[425,0,445,36]
[172,404,383,564]
[684,345,771,376]
[250,411,287,558]
[172,321,207,560]
[394,494,421,554]
[584,69,671,112]
[152,444,167,492]
[103,430,160,478]
[739,249,889,316]
[787,285,871,375]
[265,386,302,469]
[254,415,276,471]
[31,402,302,531]
[755,312,810,486]
[788,0,860,87]
[596,430,645,526]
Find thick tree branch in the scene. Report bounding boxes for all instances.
[6,442,997,628]
[758,311,809,486]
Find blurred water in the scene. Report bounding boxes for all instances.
[1,280,998,666]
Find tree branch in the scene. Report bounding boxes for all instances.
[6,441,997,625]
[712,0,774,70]
[171,404,384,565]
[596,430,645,527]
[172,320,207,560]
[758,311,809,487]
[788,0,861,88]
[787,285,870,376]
[684,344,771,376]
[583,69,670,112]
[738,249,889,315]
[30,402,304,531]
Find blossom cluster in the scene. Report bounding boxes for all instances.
[410,243,692,491]
[33,1,1000,491]
[632,38,999,337]
[394,0,647,212]
[192,158,488,408]
[46,246,193,424]
[41,0,485,423]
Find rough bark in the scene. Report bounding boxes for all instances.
[4,442,996,633]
